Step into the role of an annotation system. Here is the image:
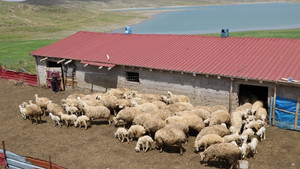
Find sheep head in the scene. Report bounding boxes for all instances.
[200,152,206,162]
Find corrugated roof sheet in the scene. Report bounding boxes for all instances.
[30,31,300,83]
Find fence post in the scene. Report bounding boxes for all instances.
[229,78,234,114]
[49,155,52,169]
[294,98,299,130]
[272,85,277,126]
[2,141,7,169]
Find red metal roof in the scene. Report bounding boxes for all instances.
[30,31,300,83]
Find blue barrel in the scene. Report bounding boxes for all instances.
[125,26,132,35]
[221,29,229,38]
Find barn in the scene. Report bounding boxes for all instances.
[30,31,300,129]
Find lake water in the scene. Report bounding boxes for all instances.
[113,3,300,34]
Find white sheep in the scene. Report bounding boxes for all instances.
[244,120,263,132]
[135,135,155,152]
[133,113,165,135]
[200,143,241,169]
[47,101,65,116]
[114,127,129,142]
[49,113,61,127]
[239,142,251,159]
[223,133,240,143]
[113,106,142,126]
[208,110,230,126]
[20,102,43,124]
[255,107,267,122]
[19,104,27,119]
[230,110,244,134]
[34,94,50,116]
[248,137,258,155]
[194,134,224,152]
[95,94,117,115]
[74,115,90,129]
[196,123,230,141]
[59,112,77,127]
[256,126,266,141]
[251,100,263,114]
[82,102,111,125]
[128,125,146,141]
[161,91,190,104]
[62,104,78,115]
[154,127,187,155]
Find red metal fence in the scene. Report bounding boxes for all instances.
[0,66,38,86]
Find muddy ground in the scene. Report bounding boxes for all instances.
[0,78,299,169]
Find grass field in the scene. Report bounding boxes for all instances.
[0,0,299,74]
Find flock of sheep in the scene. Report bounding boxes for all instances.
[18,88,267,169]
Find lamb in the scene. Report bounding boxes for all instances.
[251,100,263,114]
[49,113,61,127]
[223,133,240,143]
[255,107,267,122]
[20,102,43,124]
[114,127,129,142]
[200,143,241,169]
[196,123,230,141]
[239,142,251,159]
[34,94,50,116]
[154,127,187,155]
[47,101,65,116]
[135,135,155,152]
[194,134,224,152]
[248,138,258,155]
[62,104,78,115]
[112,106,142,126]
[208,110,230,126]
[82,102,111,125]
[256,126,266,141]
[58,112,77,127]
[240,128,255,143]
[244,120,263,132]
[74,115,90,129]
[19,104,27,119]
[128,125,146,141]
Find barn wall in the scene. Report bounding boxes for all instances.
[35,56,48,86]
[277,85,300,100]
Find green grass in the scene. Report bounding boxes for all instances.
[203,29,300,39]
[0,39,58,73]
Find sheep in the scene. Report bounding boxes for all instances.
[165,116,189,134]
[62,104,78,115]
[174,113,205,132]
[196,123,230,141]
[208,110,230,126]
[77,97,103,114]
[240,128,255,143]
[20,102,43,124]
[61,98,79,108]
[115,99,131,110]
[74,115,90,129]
[19,104,27,119]
[112,106,142,126]
[166,102,194,113]
[150,100,167,109]
[251,100,263,114]
[135,135,155,152]
[194,134,224,152]
[49,113,61,127]
[239,142,251,159]
[223,133,240,143]
[82,102,111,125]
[235,102,252,112]
[195,105,213,114]
[95,94,117,115]
[154,127,187,155]
[133,113,165,135]
[47,101,65,116]
[106,88,131,99]
[34,94,50,116]
[255,107,267,122]
[244,120,263,132]
[58,112,77,127]
[161,91,189,104]
[248,138,258,155]
[140,93,161,102]
[67,93,85,100]
[211,105,228,113]
[190,108,211,120]
[230,110,245,134]
[134,102,160,114]
[128,125,146,141]
[114,127,129,142]
[200,143,241,169]
[256,126,266,141]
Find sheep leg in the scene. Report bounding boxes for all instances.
[179,144,183,155]
[65,120,69,127]
[83,121,88,130]
[145,142,149,152]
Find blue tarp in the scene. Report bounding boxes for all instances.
[270,96,300,131]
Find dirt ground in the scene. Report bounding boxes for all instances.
[0,78,299,169]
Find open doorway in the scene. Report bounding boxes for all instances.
[238,84,268,109]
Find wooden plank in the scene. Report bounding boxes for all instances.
[57,59,65,64]
[275,108,295,115]
[272,85,277,126]
[40,57,48,62]
[229,79,233,113]
[294,98,299,130]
